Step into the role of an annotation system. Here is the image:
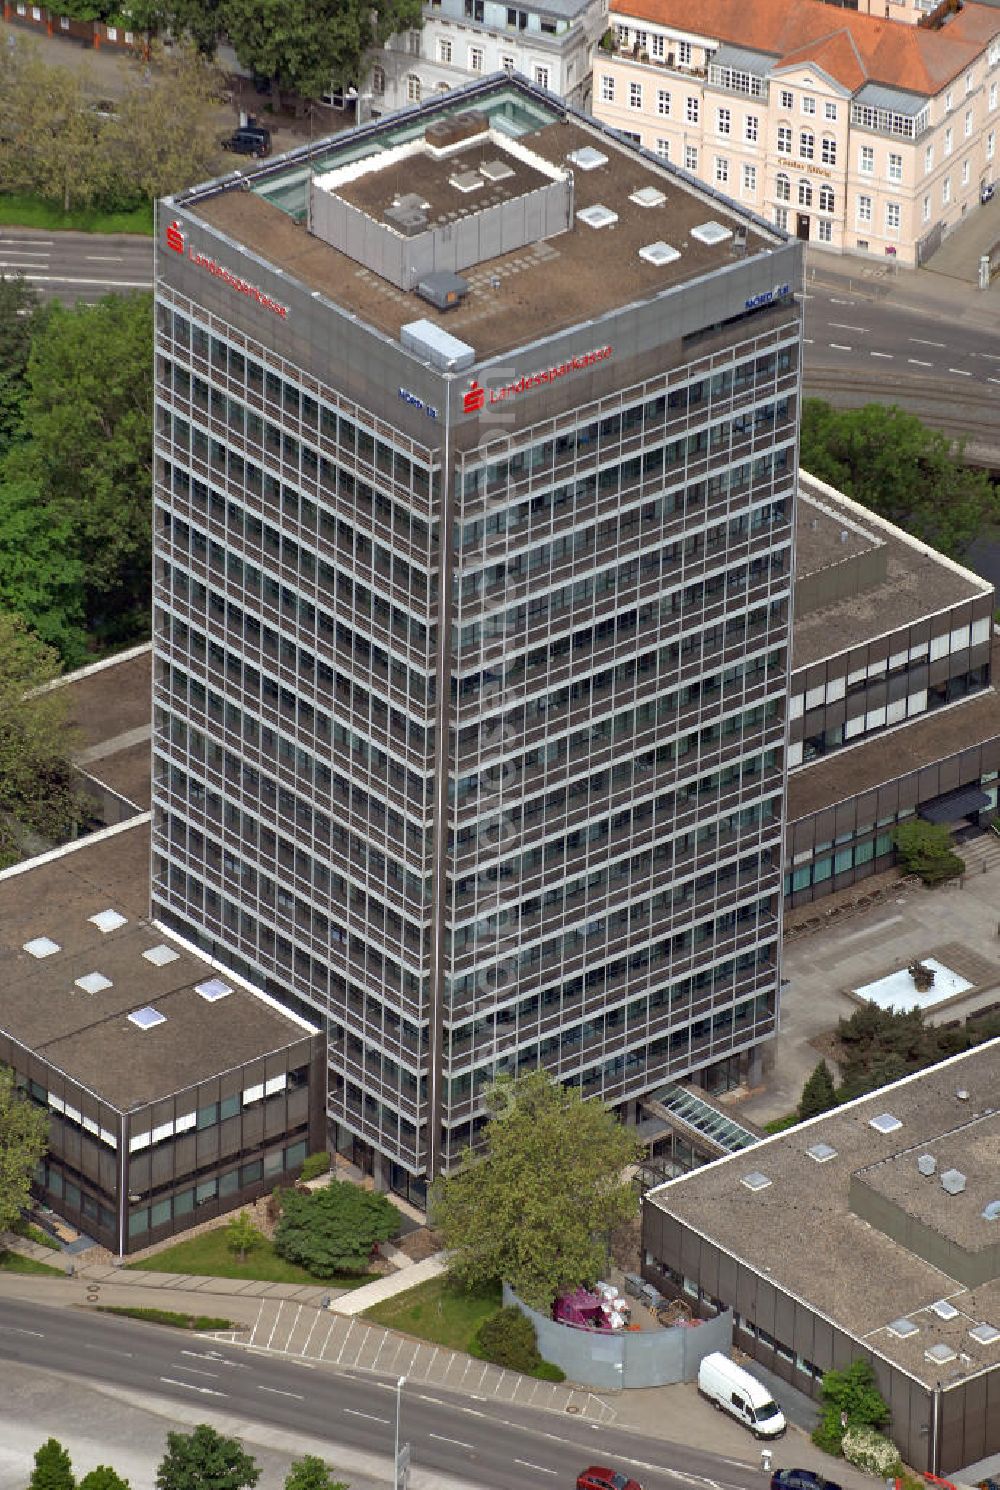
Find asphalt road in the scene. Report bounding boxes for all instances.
[0,1297,771,1490]
[0,226,152,302]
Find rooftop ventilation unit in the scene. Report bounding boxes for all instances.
[925,1343,957,1365]
[128,1006,166,1030]
[566,147,608,170]
[424,111,489,153]
[741,1171,772,1192]
[384,202,428,235]
[89,908,127,934]
[631,185,667,208]
[578,204,618,229]
[24,937,60,958]
[416,270,470,310]
[449,170,484,194]
[638,240,680,267]
[195,978,233,1003]
[143,944,180,966]
[941,1168,967,1196]
[956,1088,970,1101]
[691,220,733,246]
[480,158,515,182]
[75,972,112,994]
[969,1322,1000,1345]
[807,1142,838,1163]
[889,1318,919,1338]
[869,1112,902,1134]
[983,1200,1000,1221]
[931,1300,960,1320]
[917,1154,937,1176]
[401,318,475,373]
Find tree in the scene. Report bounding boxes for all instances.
[799,399,998,559]
[0,42,112,212]
[430,1070,640,1312]
[273,1181,400,1277]
[892,819,964,886]
[0,480,88,664]
[156,1426,260,1490]
[79,1468,132,1490]
[474,1306,542,1372]
[797,1060,837,1121]
[225,1210,261,1262]
[283,1458,347,1490]
[222,0,423,100]
[28,1439,74,1490]
[121,0,226,54]
[0,1065,49,1233]
[0,613,89,865]
[812,1358,890,1456]
[0,276,42,460]
[3,292,154,648]
[106,43,224,204]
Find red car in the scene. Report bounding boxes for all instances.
[577,1469,643,1490]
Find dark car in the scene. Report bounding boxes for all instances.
[982,181,996,203]
[577,1468,643,1490]
[771,1471,841,1490]
[222,125,272,158]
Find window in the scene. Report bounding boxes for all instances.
[684,144,698,171]
[372,64,385,95]
[678,40,692,65]
[819,183,834,212]
[945,127,953,156]
[824,100,838,120]
[991,82,998,111]
[966,69,974,94]
[857,193,872,222]
[989,129,996,160]
[717,106,731,134]
[859,144,874,174]
[925,143,933,172]
[656,137,671,160]
[780,88,793,109]
[468,44,482,70]
[799,130,814,159]
[657,89,671,115]
[715,155,730,184]
[965,109,973,138]
[798,179,812,206]
[962,158,971,185]
[817,218,832,242]
[745,113,758,142]
[438,37,452,62]
[777,125,792,154]
[601,74,615,104]
[501,53,515,73]
[945,88,954,112]
[534,64,550,89]
[774,205,788,230]
[406,73,421,101]
[885,201,900,232]
[686,96,699,123]
[943,175,952,204]
[742,162,757,194]
[801,95,816,114]
[821,135,836,165]
[776,172,790,201]
[651,34,664,59]
[922,193,931,222]
[888,151,902,181]
[463,0,484,13]
[630,81,643,108]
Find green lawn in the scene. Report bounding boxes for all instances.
[763,1113,800,1135]
[126,1227,372,1288]
[365,1275,501,1352]
[0,1248,64,1276]
[97,1306,235,1331]
[0,194,154,235]
[12,1220,60,1251]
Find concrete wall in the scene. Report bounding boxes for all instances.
[502,1282,732,1390]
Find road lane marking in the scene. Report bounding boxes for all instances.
[829,322,866,332]
[802,337,814,343]
[910,337,945,347]
[159,1376,226,1397]
[83,1344,133,1357]
[990,377,1000,384]
[948,368,972,376]
[343,1408,389,1423]
[829,343,852,351]
[907,358,933,367]
[7,1327,44,1336]
[870,351,893,358]
[174,1365,219,1377]
[258,1385,305,1400]
[430,1434,476,1450]
[829,297,855,304]
[514,1461,556,1475]
[85,254,126,261]
[12,274,152,287]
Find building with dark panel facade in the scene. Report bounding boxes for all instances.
[642,1039,1000,1475]
[0,819,324,1255]
[152,75,805,1197]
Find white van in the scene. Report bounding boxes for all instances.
[697,1351,786,1438]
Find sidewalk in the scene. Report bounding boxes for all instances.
[804,244,1000,329]
[327,1252,448,1315]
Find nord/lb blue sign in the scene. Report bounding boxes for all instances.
[745,284,791,311]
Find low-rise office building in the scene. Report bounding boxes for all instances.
[0,818,325,1256]
[642,1039,1000,1474]
[594,0,1000,265]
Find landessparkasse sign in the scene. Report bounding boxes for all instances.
[462,344,613,414]
[165,219,289,320]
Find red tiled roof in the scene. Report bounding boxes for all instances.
[609,0,1000,96]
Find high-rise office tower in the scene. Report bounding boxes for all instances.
[153,76,802,1200]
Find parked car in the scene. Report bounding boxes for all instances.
[982,181,996,203]
[771,1471,841,1490]
[577,1468,643,1490]
[222,125,272,158]
[697,1351,786,1439]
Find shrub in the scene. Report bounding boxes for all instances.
[798,1060,837,1121]
[811,1411,845,1456]
[474,1306,542,1372]
[819,1357,890,1430]
[534,1360,566,1381]
[892,819,963,885]
[299,1152,332,1182]
[273,1180,400,1277]
[842,1427,902,1477]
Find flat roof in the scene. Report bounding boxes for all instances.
[0,820,316,1111]
[59,646,152,811]
[183,80,778,363]
[647,1040,1000,1387]
[793,476,991,671]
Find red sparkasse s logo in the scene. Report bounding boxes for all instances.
[165,219,185,254]
[463,379,485,414]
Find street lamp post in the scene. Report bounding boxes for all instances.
[394,1375,407,1490]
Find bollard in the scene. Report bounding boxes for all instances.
[761,1450,773,1475]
